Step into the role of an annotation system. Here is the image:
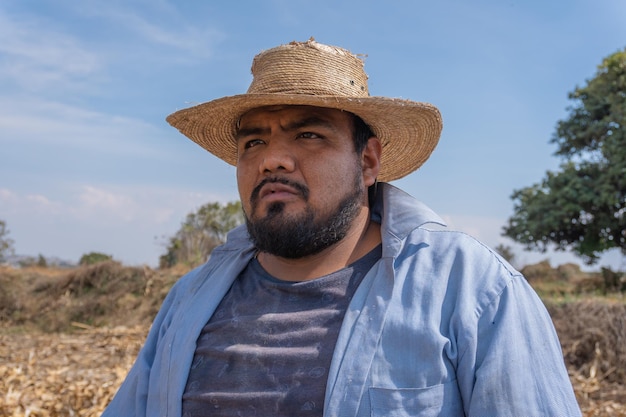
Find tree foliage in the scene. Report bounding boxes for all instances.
[17,255,45,268]
[504,48,626,264]
[37,254,48,268]
[0,220,15,262]
[159,201,244,268]
[79,252,113,266]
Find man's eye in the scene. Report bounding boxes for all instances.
[298,132,321,139]
[244,139,264,149]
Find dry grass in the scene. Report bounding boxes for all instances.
[550,299,626,415]
[0,262,182,332]
[0,326,146,417]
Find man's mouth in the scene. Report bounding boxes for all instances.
[259,182,300,200]
[251,178,309,206]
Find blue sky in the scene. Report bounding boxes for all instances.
[1,0,625,269]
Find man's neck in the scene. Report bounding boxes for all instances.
[256,212,381,282]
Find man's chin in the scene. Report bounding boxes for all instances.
[254,200,308,220]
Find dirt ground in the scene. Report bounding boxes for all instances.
[1,325,625,417]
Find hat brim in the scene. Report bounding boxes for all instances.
[166,94,442,182]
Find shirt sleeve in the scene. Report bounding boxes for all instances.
[457,275,582,417]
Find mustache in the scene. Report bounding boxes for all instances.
[250,177,310,206]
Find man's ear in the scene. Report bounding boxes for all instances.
[361,137,382,187]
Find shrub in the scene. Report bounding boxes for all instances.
[79,252,113,266]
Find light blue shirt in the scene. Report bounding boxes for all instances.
[102,183,581,416]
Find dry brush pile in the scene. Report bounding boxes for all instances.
[0,262,182,416]
[0,326,146,417]
[1,262,625,416]
[550,300,626,416]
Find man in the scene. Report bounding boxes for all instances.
[103,39,581,416]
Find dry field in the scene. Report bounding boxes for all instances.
[1,262,625,416]
[0,326,145,417]
[551,300,626,416]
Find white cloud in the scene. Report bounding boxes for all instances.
[0,8,102,93]
[111,11,219,57]
[0,1,222,99]
[0,184,233,226]
[0,188,18,205]
[24,194,63,213]
[2,190,65,217]
[0,2,222,159]
[76,186,139,222]
[70,1,223,59]
[0,96,167,158]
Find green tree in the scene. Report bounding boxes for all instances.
[160,201,244,268]
[503,48,626,265]
[0,220,15,262]
[79,252,113,266]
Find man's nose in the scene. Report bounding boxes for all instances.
[259,141,296,174]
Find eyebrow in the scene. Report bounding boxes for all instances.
[235,115,339,141]
[287,116,337,132]
[235,126,268,141]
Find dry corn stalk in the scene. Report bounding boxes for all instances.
[0,326,146,417]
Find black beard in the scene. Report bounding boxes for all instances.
[245,176,363,259]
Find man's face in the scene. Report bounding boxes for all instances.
[235,105,370,258]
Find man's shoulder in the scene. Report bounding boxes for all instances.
[405,226,518,275]
[380,184,517,277]
[393,228,526,321]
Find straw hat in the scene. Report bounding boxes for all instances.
[166,38,442,182]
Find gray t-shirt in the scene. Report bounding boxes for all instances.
[182,246,381,417]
